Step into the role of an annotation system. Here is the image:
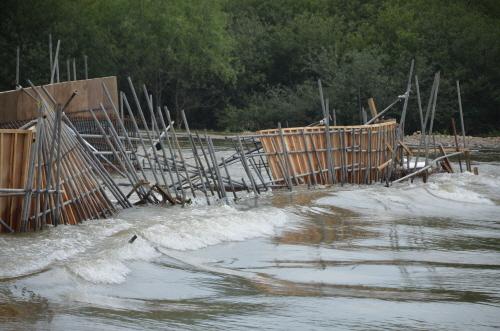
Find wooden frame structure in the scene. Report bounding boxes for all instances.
[258,120,397,186]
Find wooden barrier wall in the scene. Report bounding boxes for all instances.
[0,76,118,124]
[0,127,112,233]
[0,130,33,231]
[258,120,397,186]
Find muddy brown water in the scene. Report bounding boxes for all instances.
[1,151,499,330]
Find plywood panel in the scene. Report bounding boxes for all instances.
[0,76,118,124]
[258,120,397,186]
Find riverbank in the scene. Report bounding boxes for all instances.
[405,133,500,150]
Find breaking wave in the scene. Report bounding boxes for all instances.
[315,168,500,221]
[0,203,291,284]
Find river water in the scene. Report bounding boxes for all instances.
[1,154,500,330]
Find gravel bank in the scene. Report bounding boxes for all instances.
[405,133,500,150]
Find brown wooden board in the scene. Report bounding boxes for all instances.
[257,121,397,186]
[0,76,118,124]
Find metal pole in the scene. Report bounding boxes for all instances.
[50,40,60,84]
[49,34,53,83]
[15,46,20,86]
[456,80,467,149]
[84,55,88,79]
[66,58,71,81]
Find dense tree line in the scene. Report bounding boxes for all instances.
[1,0,499,134]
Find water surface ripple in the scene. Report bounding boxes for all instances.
[1,159,500,330]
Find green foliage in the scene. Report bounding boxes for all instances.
[0,0,499,133]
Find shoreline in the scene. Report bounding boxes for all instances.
[404,133,500,150]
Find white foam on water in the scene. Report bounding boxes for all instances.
[45,204,290,284]
[69,259,131,284]
[315,171,500,221]
[0,219,131,279]
[66,235,161,284]
[141,204,289,251]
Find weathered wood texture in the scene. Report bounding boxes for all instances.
[258,120,397,185]
[0,125,113,233]
[0,130,32,232]
[0,76,118,124]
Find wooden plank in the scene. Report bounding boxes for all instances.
[367,98,378,120]
[0,77,118,124]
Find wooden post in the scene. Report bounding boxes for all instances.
[309,133,327,184]
[300,129,317,186]
[350,128,355,183]
[367,98,378,121]
[277,122,295,188]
